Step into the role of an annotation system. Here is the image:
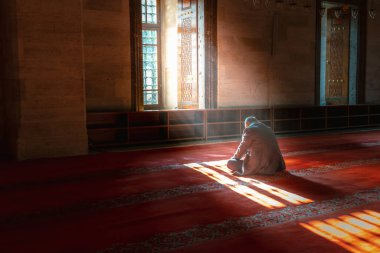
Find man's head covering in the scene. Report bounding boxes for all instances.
[244,116,260,128]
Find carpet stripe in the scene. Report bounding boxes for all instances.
[2,157,380,225]
[98,187,380,253]
[2,141,380,192]
[282,141,380,157]
[290,158,380,177]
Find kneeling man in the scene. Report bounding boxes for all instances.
[227,116,285,176]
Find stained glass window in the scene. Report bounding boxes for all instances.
[142,30,158,105]
[141,0,160,106]
[142,0,158,24]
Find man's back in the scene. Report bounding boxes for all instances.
[239,122,285,175]
[228,117,286,176]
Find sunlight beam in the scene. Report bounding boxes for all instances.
[364,210,380,219]
[204,161,313,205]
[352,212,380,226]
[301,211,380,253]
[185,163,285,209]
[238,177,313,205]
[307,220,379,253]
[300,222,363,253]
[326,218,380,247]
[340,215,380,235]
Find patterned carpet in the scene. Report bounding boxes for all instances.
[1,130,380,253]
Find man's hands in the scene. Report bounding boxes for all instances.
[232,170,243,176]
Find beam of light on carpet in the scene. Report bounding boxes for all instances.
[300,210,380,253]
[365,210,380,219]
[204,160,313,205]
[352,211,380,226]
[340,215,380,235]
[185,163,285,209]
[325,218,380,247]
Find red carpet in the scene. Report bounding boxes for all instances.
[0,130,380,253]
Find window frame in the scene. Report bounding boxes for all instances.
[130,0,218,111]
[141,0,162,110]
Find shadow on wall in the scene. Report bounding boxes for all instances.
[0,1,20,159]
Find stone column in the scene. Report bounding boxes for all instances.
[2,0,88,159]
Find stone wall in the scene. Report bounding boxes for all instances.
[217,0,316,107]
[14,0,88,159]
[366,0,380,104]
[83,0,132,111]
[2,0,380,160]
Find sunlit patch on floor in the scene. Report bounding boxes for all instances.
[300,210,380,253]
[185,161,313,209]
[185,163,285,209]
[204,161,313,205]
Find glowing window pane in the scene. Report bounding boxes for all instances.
[144,91,158,105]
[141,0,157,24]
[142,31,157,45]
[142,29,159,105]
